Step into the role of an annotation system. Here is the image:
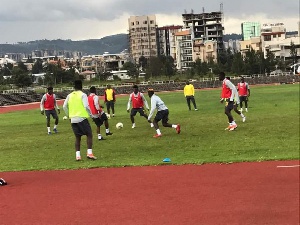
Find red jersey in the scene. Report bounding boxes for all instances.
[221,79,232,99]
[44,93,55,110]
[238,82,248,96]
[88,94,102,115]
[131,92,144,108]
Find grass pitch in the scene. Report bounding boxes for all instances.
[0,84,299,172]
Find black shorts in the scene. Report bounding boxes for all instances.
[239,96,248,102]
[92,113,108,127]
[225,99,235,111]
[154,109,169,124]
[71,119,92,137]
[131,108,146,117]
[45,109,58,119]
[106,101,115,109]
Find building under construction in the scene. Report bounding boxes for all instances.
[182,11,224,53]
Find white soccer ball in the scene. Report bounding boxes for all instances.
[116,122,123,129]
[63,116,68,120]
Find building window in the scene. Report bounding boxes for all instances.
[207,45,211,50]
[278,34,281,37]
[150,20,154,24]
[143,21,147,24]
[136,21,139,25]
[273,34,276,38]
[131,22,134,26]
[264,35,271,41]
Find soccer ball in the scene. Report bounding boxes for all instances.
[63,116,68,120]
[116,122,123,129]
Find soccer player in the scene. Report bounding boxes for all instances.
[40,86,60,134]
[237,77,250,112]
[219,72,240,131]
[104,84,116,117]
[63,80,96,161]
[184,81,198,111]
[127,85,153,128]
[88,86,113,140]
[147,88,180,138]
[226,77,246,123]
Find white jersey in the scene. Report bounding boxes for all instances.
[148,94,168,120]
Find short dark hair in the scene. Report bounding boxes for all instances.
[133,85,138,89]
[74,80,82,90]
[90,86,96,93]
[47,86,53,90]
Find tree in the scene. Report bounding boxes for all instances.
[290,41,298,65]
[122,62,138,80]
[146,57,163,78]
[231,52,244,74]
[17,61,28,72]
[32,58,44,74]
[14,74,33,88]
[161,56,176,79]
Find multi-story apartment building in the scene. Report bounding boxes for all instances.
[156,25,183,59]
[128,15,158,64]
[175,29,193,70]
[241,22,261,41]
[261,23,286,58]
[182,11,224,53]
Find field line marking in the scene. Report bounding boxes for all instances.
[277,165,300,168]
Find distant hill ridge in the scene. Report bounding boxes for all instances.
[0,32,297,56]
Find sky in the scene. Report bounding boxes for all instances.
[0,0,299,44]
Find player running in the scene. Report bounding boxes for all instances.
[237,76,250,112]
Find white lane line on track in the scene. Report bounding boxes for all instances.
[277,165,300,168]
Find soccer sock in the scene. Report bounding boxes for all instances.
[150,123,154,127]
[172,124,177,129]
[98,134,102,139]
[54,125,57,129]
[47,127,51,132]
[240,113,245,118]
[232,121,237,125]
[87,149,93,155]
[76,151,81,158]
[156,129,161,135]
[106,128,109,133]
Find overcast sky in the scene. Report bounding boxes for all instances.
[0,0,299,44]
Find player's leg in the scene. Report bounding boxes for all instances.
[100,113,112,136]
[131,109,137,128]
[245,97,248,112]
[45,110,51,134]
[152,112,162,137]
[139,108,154,127]
[71,123,82,160]
[234,103,246,122]
[191,96,198,110]
[106,102,111,115]
[186,97,191,110]
[239,96,243,111]
[82,119,96,159]
[111,102,115,116]
[52,110,59,133]
[160,109,180,134]
[225,102,237,131]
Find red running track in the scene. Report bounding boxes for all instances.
[0,160,299,225]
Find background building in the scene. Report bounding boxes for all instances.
[175,29,193,70]
[156,25,183,59]
[241,22,261,41]
[128,15,158,64]
[182,11,224,53]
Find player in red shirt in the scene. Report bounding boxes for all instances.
[237,77,250,112]
[219,72,239,131]
[88,86,113,140]
[127,85,153,128]
[40,87,60,134]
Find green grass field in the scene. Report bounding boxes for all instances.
[0,84,299,172]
